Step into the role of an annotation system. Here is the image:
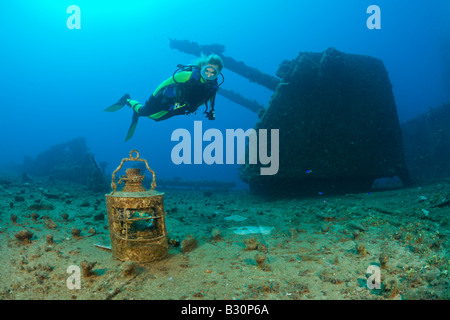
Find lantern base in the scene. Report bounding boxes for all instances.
[111,234,168,263]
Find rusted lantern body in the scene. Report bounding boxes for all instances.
[105,150,168,263]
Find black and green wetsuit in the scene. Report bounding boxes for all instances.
[133,67,218,121]
[106,66,219,141]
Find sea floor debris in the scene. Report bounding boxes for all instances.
[0,173,449,300]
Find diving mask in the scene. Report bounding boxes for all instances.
[201,65,219,81]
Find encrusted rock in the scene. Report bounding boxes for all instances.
[348,221,365,232]
[71,227,81,238]
[46,234,54,244]
[31,212,39,221]
[379,253,389,269]
[356,243,368,256]
[80,260,97,277]
[14,229,34,243]
[44,219,57,229]
[255,253,267,266]
[257,243,268,253]
[181,234,198,253]
[255,253,271,271]
[211,228,222,241]
[244,238,259,251]
[27,199,54,211]
[121,261,136,277]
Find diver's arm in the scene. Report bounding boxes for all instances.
[205,93,216,120]
[152,71,192,96]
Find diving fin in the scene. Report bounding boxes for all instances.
[125,111,139,142]
[104,93,131,112]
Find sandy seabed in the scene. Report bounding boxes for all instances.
[0,173,449,301]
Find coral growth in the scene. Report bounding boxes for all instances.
[14,229,34,243]
[80,261,97,277]
[181,234,198,253]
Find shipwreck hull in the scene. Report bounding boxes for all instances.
[240,48,410,195]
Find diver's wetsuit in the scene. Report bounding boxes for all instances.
[105,65,219,141]
[133,66,218,121]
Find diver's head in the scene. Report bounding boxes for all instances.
[201,64,219,81]
[195,54,224,81]
[205,54,223,72]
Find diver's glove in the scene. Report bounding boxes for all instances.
[205,110,215,120]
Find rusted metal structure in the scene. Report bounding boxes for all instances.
[105,150,168,263]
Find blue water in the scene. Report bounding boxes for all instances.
[0,0,449,187]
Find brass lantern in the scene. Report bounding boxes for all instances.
[105,150,168,263]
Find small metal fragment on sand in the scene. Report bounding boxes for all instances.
[94,244,112,251]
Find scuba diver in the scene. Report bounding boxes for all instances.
[105,54,224,141]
